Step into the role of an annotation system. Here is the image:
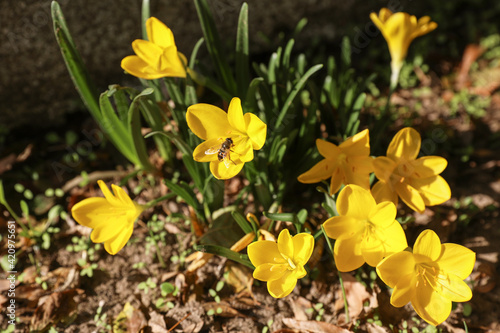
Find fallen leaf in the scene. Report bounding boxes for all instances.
[148,311,168,333]
[455,44,484,90]
[113,302,147,333]
[334,273,376,320]
[282,318,352,333]
[30,289,82,331]
[202,301,247,318]
[289,296,313,321]
[224,261,254,294]
[366,322,390,333]
[0,144,33,175]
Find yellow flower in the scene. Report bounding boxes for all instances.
[323,184,407,272]
[71,180,143,255]
[248,229,314,298]
[376,229,475,326]
[121,17,187,79]
[297,129,373,195]
[372,127,451,213]
[186,97,267,180]
[370,8,437,86]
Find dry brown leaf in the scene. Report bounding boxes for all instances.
[334,273,376,320]
[0,144,33,175]
[289,296,313,321]
[30,289,82,331]
[113,302,147,333]
[202,301,247,318]
[229,291,260,310]
[456,44,485,90]
[185,252,214,272]
[148,311,168,333]
[282,318,352,333]
[472,262,496,293]
[366,322,390,333]
[224,261,254,294]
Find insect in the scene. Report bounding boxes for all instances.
[205,137,236,168]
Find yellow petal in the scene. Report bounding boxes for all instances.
[412,284,451,326]
[363,220,407,267]
[227,97,246,134]
[373,156,397,183]
[336,184,376,218]
[277,229,294,260]
[292,233,314,266]
[334,233,365,272]
[186,103,232,140]
[316,139,341,160]
[160,47,187,77]
[267,271,297,298]
[121,55,162,80]
[372,180,399,206]
[104,225,134,255]
[146,17,174,49]
[248,240,286,266]
[244,113,267,150]
[408,175,451,206]
[193,138,222,162]
[342,159,372,190]
[132,39,163,68]
[111,184,134,206]
[387,127,421,162]
[413,229,442,262]
[329,167,343,195]
[297,159,335,184]
[292,265,307,279]
[369,201,397,228]
[97,180,121,206]
[90,216,127,243]
[253,263,287,282]
[433,273,472,302]
[210,159,244,180]
[438,243,475,280]
[232,137,254,162]
[411,156,447,178]
[323,216,363,240]
[71,197,113,228]
[390,273,416,307]
[395,181,425,213]
[376,251,416,288]
[339,129,370,157]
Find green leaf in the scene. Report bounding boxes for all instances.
[235,2,249,98]
[231,211,253,234]
[194,244,254,269]
[163,179,201,212]
[99,92,138,165]
[275,64,323,129]
[189,38,205,68]
[263,212,296,223]
[141,0,151,41]
[193,0,236,94]
[51,1,101,123]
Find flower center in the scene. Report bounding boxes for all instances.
[415,262,439,289]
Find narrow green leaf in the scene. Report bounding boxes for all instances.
[235,2,249,98]
[263,212,298,223]
[51,1,100,122]
[194,244,254,269]
[282,39,295,70]
[145,131,193,157]
[164,179,201,212]
[340,36,352,68]
[189,38,205,68]
[194,0,236,94]
[231,210,253,234]
[141,0,151,41]
[128,90,155,171]
[275,64,323,129]
[181,154,204,193]
[99,93,138,164]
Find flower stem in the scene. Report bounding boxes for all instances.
[321,224,350,323]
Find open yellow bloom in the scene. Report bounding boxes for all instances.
[121,17,187,79]
[186,97,267,180]
[248,229,314,298]
[298,129,373,195]
[323,184,407,272]
[372,127,451,213]
[71,180,143,255]
[370,8,437,86]
[376,229,475,326]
